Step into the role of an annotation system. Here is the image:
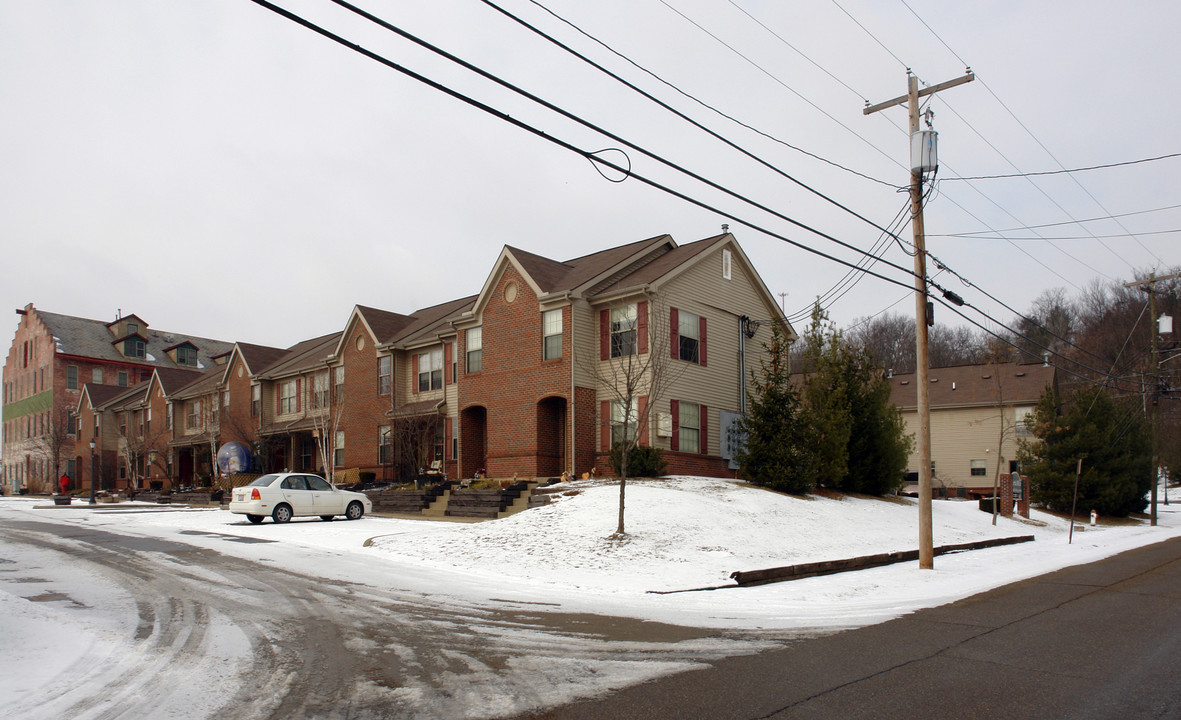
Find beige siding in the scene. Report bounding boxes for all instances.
[571,297,598,390]
[651,244,783,453]
[901,404,1032,490]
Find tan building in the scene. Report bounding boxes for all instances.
[889,362,1057,498]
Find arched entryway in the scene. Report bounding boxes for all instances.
[536,396,567,476]
[459,405,488,478]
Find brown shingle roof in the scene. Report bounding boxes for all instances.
[234,342,289,376]
[889,363,1056,409]
[356,306,416,345]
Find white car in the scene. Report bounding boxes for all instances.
[228,472,372,524]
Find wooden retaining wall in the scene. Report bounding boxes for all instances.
[729,535,1036,587]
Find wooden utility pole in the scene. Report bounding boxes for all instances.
[866,70,973,569]
[1124,270,1181,527]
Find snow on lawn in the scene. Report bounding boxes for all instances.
[4,475,1180,635]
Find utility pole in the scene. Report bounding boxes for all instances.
[866,70,973,569]
[1124,270,1181,527]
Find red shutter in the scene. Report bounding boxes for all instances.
[445,417,453,460]
[295,379,302,412]
[600,400,611,451]
[444,343,452,385]
[637,301,648,354]
[700,404,708,454]
[638,395,649,446]
[412,354,419,394]
[670,399,680,452]
[699,316,707,367]
[600,310,609,360]
[669,307,679,360]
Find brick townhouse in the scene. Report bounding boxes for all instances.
[5,231,790,492]
[452,230,791,479]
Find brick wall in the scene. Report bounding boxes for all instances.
[459,265,572,477]
[337,324,393,476]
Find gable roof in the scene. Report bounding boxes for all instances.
[232,342,290,376]
[889,363,1056,410]
[76,383,130,413]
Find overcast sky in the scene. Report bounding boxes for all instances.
[2,1,1178,350]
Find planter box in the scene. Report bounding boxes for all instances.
[53,495,72,506]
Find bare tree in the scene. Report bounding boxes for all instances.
[31,409,74,493]
[310,399,345,485]
[582,297,685,536]
[392,413,439,486]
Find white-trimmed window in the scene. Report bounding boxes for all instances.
[418,349,443,391]
[678,402,700,453]
[970,459,987,477]
[186,400,201,430]
[610,305,637,358]
[93,368,103,384]
[1015,406,1033,436]
[466,328,482,373]
[117,371,128,387]
[610,399,638,446]
[67,365,78,390]
[279,380,297,414]
[678,311,700,363]
[333,366,345,403]
[251,385,261,417]
[378,356,392,396]
[334,430,345,467]
[313,372,330,409]
[543,309,562,360]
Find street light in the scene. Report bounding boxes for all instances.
[89,440,97,505]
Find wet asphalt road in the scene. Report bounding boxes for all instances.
[517,536,1181,720]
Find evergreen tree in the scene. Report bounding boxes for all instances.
[736,324,817,494]
[801,305,851,488]
[803,304,911,495]
[1019,385,1152,517]
[844,354,913,495]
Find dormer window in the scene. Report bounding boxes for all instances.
[177,345,198,367]
[125,337,146,358]
[165,342,201,367]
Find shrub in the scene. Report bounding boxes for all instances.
[609,442,668,478]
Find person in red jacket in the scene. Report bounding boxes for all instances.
[59,474,70,495]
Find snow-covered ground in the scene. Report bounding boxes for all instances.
[3,476,1179,718]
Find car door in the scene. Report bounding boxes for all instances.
[305,475,342,515]
[279,475,316,516]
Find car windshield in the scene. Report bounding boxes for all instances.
[247,474,282,487]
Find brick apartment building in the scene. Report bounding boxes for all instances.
[1,305,232,494]
[3,231,791,493]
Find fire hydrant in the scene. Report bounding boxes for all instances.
[1090,509,1097,526]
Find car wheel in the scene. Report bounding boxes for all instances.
[272,504,292,523]
[345,501,364,520]
[246,514,264,524]
[319,515,335,522]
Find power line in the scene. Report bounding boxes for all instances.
[482,0,905,235]
[523,0,898,189]
[932,202,1181,236]
[243,0,926,301]
[309,0,925,287]
[934,228,1181,242]
[943,151,1181,181]
[899,0,1164,268]
[654,0,904,172]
